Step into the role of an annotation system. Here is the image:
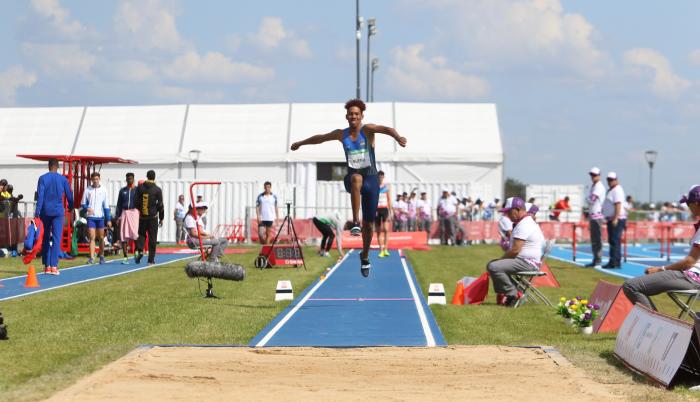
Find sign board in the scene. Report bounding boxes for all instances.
[427,283,446,305]
[614,304,693,387]
[275,280,294,301]
[589,280,633,333]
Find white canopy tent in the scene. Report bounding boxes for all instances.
[0,102,503,240]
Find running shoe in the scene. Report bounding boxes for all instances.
[121,258,130,265]
[99,256,106,265]
[360,258,371,278]
[378,250,386,258]
[87,258,95,265]
[147,261,156,266]
[44,266,51,274]
[51,267,60,275]
[383,250,391,257]
[350,222,361,236]
[134,252,143,264]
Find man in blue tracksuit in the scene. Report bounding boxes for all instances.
[35,158,74,275]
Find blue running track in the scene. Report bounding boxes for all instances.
[0,254,195,301]
[549,244,686,279]
[251,250,447,347]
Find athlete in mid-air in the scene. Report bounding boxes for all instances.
[291,99,407,277]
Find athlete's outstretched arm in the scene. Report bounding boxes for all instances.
[290,129,343,150]
[363,124,407,147]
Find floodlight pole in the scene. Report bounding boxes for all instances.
[371,57,379,102]
[365,18,376,101]
[355,0,361,99]
[644,150,657,204]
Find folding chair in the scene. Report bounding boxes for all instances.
[667,289,700,320]
[508,240,557,308]
[185,232,213,259]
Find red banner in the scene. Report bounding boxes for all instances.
[589,280,633,333]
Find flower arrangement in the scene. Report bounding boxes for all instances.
[556,296,600,328]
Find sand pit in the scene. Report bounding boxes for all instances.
[47,345,626,402]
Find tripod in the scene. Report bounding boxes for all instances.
[263,203,306,270]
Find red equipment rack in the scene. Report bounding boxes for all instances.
[17,154,137,254]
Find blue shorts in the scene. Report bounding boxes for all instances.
[87,218,105,229]
[344,172,379,223]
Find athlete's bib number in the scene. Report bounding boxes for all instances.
[348,150,371,169]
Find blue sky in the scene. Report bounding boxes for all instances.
[1,0,699,202]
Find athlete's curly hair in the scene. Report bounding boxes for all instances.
[344,98,366,112]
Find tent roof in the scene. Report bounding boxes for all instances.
[0,102,503,165]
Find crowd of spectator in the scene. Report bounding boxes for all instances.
[0,178,24,218]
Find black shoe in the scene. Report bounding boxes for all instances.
[602,262,619,269]
[504,294,519,308]
[360,258,371,277]
[350,222,361,236]
[135,252,143,264]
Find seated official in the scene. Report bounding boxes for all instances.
[184,203,228,262]
[622,186,700,308]
[487,197,545,307]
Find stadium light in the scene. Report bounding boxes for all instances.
[371,57,379,102]
[365,18,377,102]
[644,150,658,203]
[189,149,201,179]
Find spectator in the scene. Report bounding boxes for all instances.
[472,198,484,220]
[437,189,458,245]
[550,196,571,221]
[195,195,207,228]
[81,172,111,264]
[35,159,73,275]
[374,171,392,257]
[394,193,409,232]
[527,197,536,204]
[497,201,513,251]
[484,197,500,221]
[602,172,626,269]
[116,173,139,264]
[185,203,228,262]
[624,195,635,217]
[0,179,9,199]
[586,167,606,268]
[527,203,540,221]
[407,191,418,231]
[256,181,278,245]
[135,170,164,265]
[487,197,545,307]
[174,194,187,244]
[5,184,23,218]
[622,185,700,309]
[312,212,345,259]
[416,192,432,236]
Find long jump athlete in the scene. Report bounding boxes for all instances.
[291,99,407,277]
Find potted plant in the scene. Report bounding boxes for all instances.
[571,301,600,334]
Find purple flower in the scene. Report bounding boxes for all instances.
[584,312,591,320]
[587,304,593,309]
[576,296,582,300]
[593,304,600,310]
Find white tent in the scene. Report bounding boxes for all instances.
[0,102,503,239]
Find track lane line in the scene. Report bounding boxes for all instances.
[254,250,352,348]
[399,250,436,347]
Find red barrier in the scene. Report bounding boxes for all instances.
[589,280,633,333]
[336,231,428,250]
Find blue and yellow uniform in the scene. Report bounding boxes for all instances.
[342,126,379,222]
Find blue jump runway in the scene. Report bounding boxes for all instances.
[251,250,446,347]
[0,253,195,301]
[548,244,687,279]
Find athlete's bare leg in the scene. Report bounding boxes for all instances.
[382,219,390,253]
[375,221,384,253]
[88,228,96,260]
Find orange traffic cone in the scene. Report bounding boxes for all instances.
[24,265,39,288]
[532,262,560,288]
[451,281,464,305]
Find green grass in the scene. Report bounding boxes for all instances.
[0,246,334,401]
[0,244,698,401]
[408,245,699,401]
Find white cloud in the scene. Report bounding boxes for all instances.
[0,65,37,106]
[405,0,609,77]
[22,43,96,76]
[385,44,489,99]
[111,60,155,83]
[245,17,313,59]
[689,49,700,66]
[114,0,186,53]
[163,51,274,84]
[30,0,86,39]
[624,48,691,99]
